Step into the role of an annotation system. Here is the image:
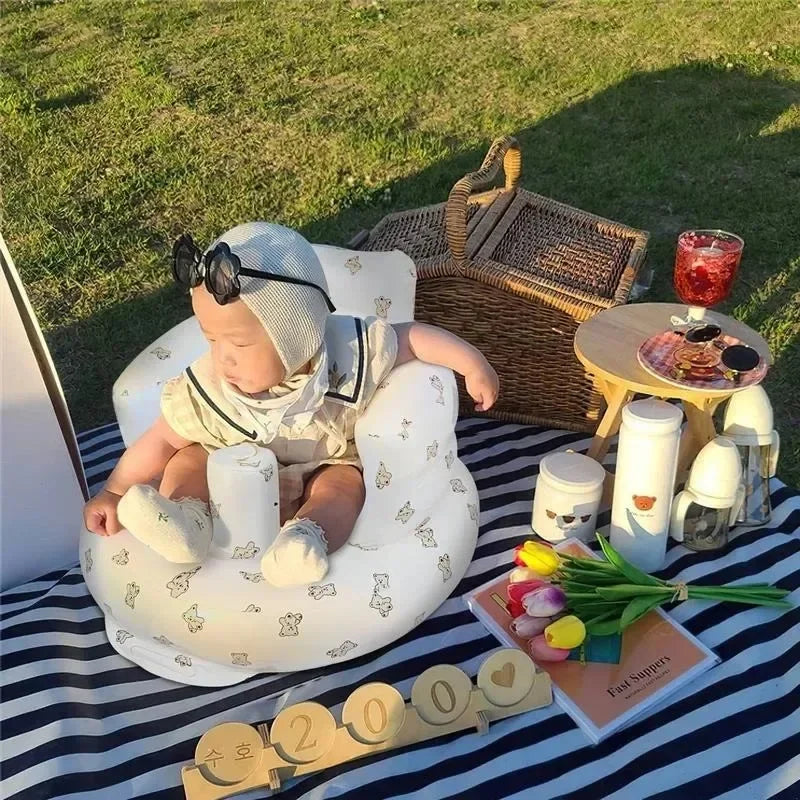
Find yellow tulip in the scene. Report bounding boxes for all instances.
[514,540,560,576]
[544,615,586,650]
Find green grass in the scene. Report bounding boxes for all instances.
[2,0,798,482]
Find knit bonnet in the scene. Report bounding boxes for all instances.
[207,221,331,379]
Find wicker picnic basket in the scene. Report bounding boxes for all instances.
[349,136,649,432]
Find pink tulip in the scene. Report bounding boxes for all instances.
[509,614,553,639]
[507,579,548,604]
[529,634,571,662]
[521,585,567,617]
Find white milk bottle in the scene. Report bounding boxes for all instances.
[609,399,682,572]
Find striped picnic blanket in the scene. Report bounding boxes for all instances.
[2,420,798,800]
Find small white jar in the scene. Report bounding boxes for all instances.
[532,452,606,542]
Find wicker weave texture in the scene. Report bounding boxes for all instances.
[350,136,649,431]
[483,200,633,299]
[361,202,481,266]
[414,266,603,430]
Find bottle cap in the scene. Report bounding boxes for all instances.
[722,385,775,446]
[622,399,683,435]
[685,437,742,508]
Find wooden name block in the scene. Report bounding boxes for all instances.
[182,649,552,799]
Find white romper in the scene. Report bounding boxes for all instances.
[160,315,398,513]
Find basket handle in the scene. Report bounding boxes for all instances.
[445,136,522,267]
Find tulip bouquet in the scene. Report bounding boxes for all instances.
[506,535,791,663]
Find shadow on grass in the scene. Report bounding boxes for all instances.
[48,284,192,431]
[46,63,799,470]
[34,88,97,112]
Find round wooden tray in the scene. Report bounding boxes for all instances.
[637,329,768,391]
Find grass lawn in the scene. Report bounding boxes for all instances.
[2,0,798,482]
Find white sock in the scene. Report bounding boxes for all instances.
[118,485,212,564]
[261,518,329,587]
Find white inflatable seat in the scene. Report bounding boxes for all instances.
[79,246,479,685]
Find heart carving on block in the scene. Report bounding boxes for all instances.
[491,661,515,688]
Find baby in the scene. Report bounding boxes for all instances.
[83,222,498,587]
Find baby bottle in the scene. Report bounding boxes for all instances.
[609,399,682,572]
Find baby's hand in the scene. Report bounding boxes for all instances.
[84,489,124,536]
[465,360,499,412]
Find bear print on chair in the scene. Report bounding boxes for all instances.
[374,296,392,318]
[125,582,140,609]
[344,256,362,275]
[369,592,393,618]
[414,518,437,548]
[308,583,337,600]
[183,604,205,633]
[395,501,415,524]
[232,542,260,560]
[167,566,201,599]
[398,419,412,440]
[327,640,357,659]
[279,612,303,637]
[240,571,265,583]
[375,462,392,489]
[430,374,445,405]
[150,346,171,360]
[369,573,393,618]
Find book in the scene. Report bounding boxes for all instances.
[465,538,719,743]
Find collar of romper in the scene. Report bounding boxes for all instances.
[219,345,329,434]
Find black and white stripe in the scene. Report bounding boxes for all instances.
[1,421,797,800]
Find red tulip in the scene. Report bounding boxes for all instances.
[507,579,548,604]
[506,598,526,618]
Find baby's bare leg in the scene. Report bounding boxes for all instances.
[159,444,209,501]
[296,465,365,553]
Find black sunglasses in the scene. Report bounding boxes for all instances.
[171,233,336,311]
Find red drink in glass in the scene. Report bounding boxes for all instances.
[674,230,744,313]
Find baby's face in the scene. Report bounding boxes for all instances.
[192,287,285,393]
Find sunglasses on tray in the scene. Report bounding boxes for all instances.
[677,323,761,383]
[171,233,336,311]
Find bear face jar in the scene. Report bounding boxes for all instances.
[532,452,606,543]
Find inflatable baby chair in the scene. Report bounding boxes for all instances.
[80,246,480,686]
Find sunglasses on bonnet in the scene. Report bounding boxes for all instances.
[171,233,336,311]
